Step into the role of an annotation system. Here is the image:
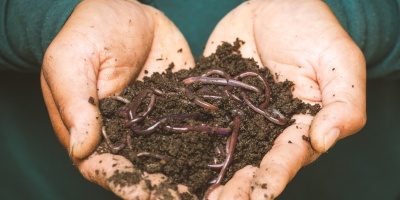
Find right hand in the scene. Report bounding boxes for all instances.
[40,0,195,199]
[203,0,366,199]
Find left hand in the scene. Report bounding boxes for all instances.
[40,0,195,199]
[203,0,366,199]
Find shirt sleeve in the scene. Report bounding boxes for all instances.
[0,0,82,72]
[323,0,400,78]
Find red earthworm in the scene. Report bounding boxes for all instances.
[215,144,225,157]
[207,135,231,171]
[183,77,262,93]
[127,90,150,119]
[130,118,167,135]
[199,69,243,104]
[201,69,231,79]
[126,90,156,127]
[153,88,196,106]
[163,124,231,135]
[152,88,164,96]
[180,87,218,110]
[199,84,240,103]
[101,126,125,154]
[137,151,172,162]
[130,113,205,135]
[235,71,271,109]
[207,163,224,171]
[200,94,223,100]
[241,91,287,125]
[153,88,177,96]
[208,177,218,185]
[110,95,131,104]
[203,116,240,200]
[126,132,132,149]
[194,98,219,110]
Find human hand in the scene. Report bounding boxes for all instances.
[40,0,195,199]
[203,0,366,199]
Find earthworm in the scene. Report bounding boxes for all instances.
[163,124,231,135]
[241,91,287,125]
[103,68,289,200]
[153,88,177,97]
[207,163,224,171]
[180,87,218,110]
[125,90,156,127]
[210,144,226,170]
[199,69,243,104]
[130,118,167,135]
[215,144,225,157]
[200,94,223,100]
[201,69,231,78]
[203,116,240,200]
[207,136,231,170]
[152,88,164,96]
[130,113,205,136]
[110,95,131,104]
[101,126,125,154]
[154,88,199,106]
[128,89,153,120]
[137,151,172,162]
[126,132,132,149]
[182,77,262,93]
[235,71,271,109]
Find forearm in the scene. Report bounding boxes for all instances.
[0,0,82,72]
[323,0,400,78]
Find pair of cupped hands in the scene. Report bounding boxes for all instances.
[41,0,366,199]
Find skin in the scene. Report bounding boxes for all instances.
[41,0,195,199]
[41,0,366,199]
[204,0,366,199]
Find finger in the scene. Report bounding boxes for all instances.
[203,1,262,65]
[177,185,199,200]
[76,153,195,200]
[42,38,103,159]
[41,0,157,159]
[138,5,195,80]
[76,153,151,199]
[41,73,70,150]
[217,165,258,200]
[251,120,321,199]
[144,173,197,199]
[251,1,367,153]
[310,40,366,152]
[206,185,223,200]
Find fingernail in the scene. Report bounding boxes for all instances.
[324,128,340,151]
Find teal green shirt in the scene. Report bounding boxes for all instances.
[323,0,400,78]
[0,0,81,71]
[0,0,400,78]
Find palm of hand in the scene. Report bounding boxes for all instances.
[204,0,366,199]
[41,0,194,199]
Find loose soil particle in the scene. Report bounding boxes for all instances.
[97,39,320,198]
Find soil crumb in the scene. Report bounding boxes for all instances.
[98,39,320,198]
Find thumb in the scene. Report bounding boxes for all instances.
[41,40,104,159]
[40,3,154,158]
[310,39,367,153]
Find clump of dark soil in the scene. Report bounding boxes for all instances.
[97,39,320,198]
